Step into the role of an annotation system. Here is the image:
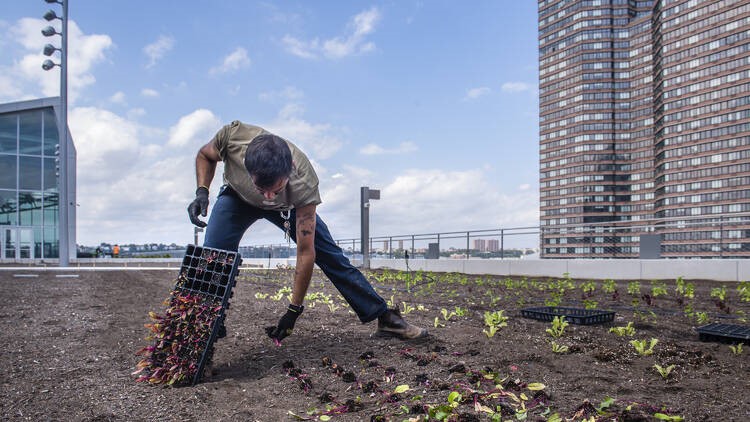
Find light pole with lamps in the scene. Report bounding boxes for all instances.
[41,0,70,266]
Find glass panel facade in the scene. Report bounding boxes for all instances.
[0,115,17,153]
[0,190,17,225]
[43,157,57,191]
[19,156,42,190]
[43,191,58,227]
[43,109,58,156]
[19,191,43,226]
[0,156,17,189]
[44,225,58,258]
[19,111,42,155]
[0,103,68,259]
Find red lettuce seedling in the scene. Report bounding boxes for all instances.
[133,288,222,386]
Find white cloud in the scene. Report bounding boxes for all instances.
[109,91,126,104]
[69,106,227,245]
[69,107,144,184]
[0,18,112,104]
[167,109,222,148]
[141,88,159,98]
[464,86,491,101]
[282,7,381,59]
[143,35,174,68]
[127,107,146,119]
[281,35,318,59]
[266,103,344,159]
[501,82,531,93]
[209,47,251,75]
[359,141,417,155]
[316,167,539,242]
[259,86,305,102]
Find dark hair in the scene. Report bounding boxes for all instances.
[244,134,293,188]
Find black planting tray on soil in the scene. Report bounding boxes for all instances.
[145,245,242,386]
[521,306,615,325]
[177,245,242,385]
[696,322,750,344]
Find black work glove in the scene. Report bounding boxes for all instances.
[265,304,304,343]
[187,186,209,227]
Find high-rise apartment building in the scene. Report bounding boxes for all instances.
[539,0,750,258]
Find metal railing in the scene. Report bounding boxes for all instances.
[540,212,750,259]
[240,212,750,260]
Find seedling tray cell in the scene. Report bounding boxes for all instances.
[696,323,750,343]
[521,306,615,325]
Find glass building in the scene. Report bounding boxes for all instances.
[0,97,76,260]
[539,0,750,258]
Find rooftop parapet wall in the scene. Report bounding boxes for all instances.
[2,258,749,282]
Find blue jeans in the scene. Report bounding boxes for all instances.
[204,185,387,323]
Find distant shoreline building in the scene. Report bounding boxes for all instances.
[539,0,750,258]
[0,97,76,260]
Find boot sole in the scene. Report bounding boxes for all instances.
[372,329,431,341]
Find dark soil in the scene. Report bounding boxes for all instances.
[1,268,748,421]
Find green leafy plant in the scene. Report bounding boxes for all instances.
[545,316,568,338]
[551,341,569,354]
[400,302,415,315]
[602,279,616,294]
[630,338,659,356]
[582,299,599,310]
[597,396,615,413]
[609,322,636,337]
[654,413,685,421]
[729,343,744,355]
[627,281,641,297]
[710,286,727,302]
[580,280,597,296]
[544,291,563,307]
[695,311,710,325]
[738,281,750,302]
[254,292,269,299]
[426,391,461,421]
[653,363,675,379]
[440,308,454,321]
[483,310,509,338]
[675,277,695,299]
[683,303,695,318]
[270,286,292,301]
[651,281,668,298]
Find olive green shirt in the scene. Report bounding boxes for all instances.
[211,121,322,211]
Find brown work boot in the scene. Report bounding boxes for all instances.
[375,308,429,340]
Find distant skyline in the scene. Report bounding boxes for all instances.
[1,1,540,247]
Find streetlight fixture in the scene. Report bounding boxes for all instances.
[360,186,380,269]
[41,0,70,267]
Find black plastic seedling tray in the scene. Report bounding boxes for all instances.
[177,245,241,385]
[521,306,615,325]
[140,245,242,386]
[178,244,240,301]
[696,323,750,344]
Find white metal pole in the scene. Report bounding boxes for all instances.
[58,0,69,266]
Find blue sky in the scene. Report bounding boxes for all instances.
[1,1,540,248]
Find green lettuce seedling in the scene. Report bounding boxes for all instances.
[630,338,659,356]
